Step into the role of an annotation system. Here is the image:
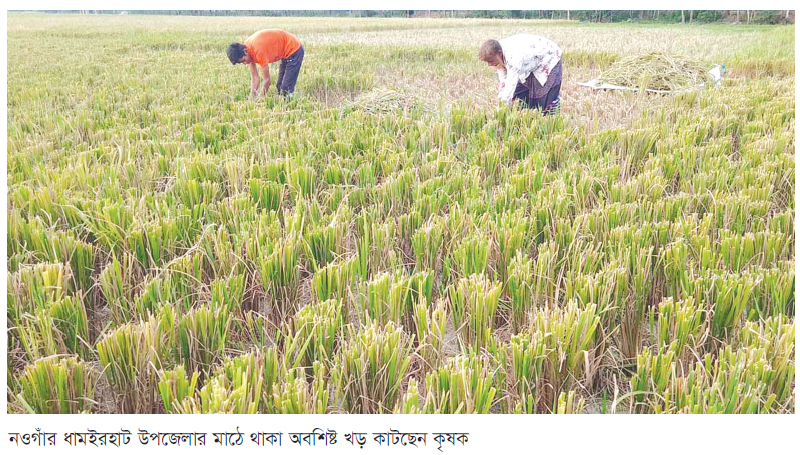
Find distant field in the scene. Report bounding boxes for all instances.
[6,14,795,414]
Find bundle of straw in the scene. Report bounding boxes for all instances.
[598,52,711,91]
[350,87,433,114]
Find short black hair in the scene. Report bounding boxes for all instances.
[227,42,247,64]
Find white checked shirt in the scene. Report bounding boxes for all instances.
[496,34,563,104]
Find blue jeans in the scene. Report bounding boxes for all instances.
[276,45,304,96]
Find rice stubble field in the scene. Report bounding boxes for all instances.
[6,15,796,414]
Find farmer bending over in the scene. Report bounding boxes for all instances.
[227,29,304,98]
[480,34,562,114]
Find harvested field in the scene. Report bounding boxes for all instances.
[6,14,795,415]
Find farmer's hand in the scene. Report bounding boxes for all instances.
[250,63,261,99]
[260,65,271,97]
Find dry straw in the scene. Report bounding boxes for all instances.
[598,52,711,91]
[349,87,433,114]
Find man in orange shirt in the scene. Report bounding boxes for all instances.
[227,29,304,98]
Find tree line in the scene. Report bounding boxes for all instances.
[41,10,796,24]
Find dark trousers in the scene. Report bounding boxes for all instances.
[512,61,562,115]
[276,45,304,96]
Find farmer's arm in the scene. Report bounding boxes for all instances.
[260,64,271,96]
[498,67,519,105]
[249,63,260,98]
[496,68,507,91]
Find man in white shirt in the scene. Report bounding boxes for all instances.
[479,34,563,114]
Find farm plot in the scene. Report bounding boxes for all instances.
[6,15,795,414]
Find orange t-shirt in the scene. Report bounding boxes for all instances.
[244,29,302,67]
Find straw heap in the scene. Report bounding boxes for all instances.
[598,52,711,91]
[350,87,433,114]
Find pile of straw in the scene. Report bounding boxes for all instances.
[598,52,711,91]
[350,87,433,114]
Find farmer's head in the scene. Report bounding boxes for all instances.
[479,40,504,67]
[227,42,251,64]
